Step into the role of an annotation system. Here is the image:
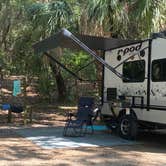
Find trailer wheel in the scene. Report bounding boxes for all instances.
[118,114,138,140]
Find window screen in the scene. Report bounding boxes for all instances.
[152,59,166,82]
[123,60,145,82]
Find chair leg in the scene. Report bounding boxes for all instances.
[81,123,87,136]
[84,124,88,136]
[72,127,84,137]
[91,125,94,134]
[86,125,94,134]
[73,128,80,137]
[63,121,70,136]
[63,125,68,136]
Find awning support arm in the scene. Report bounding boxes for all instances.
[62,29,128,80]
[75,60,95,73]
[45,52,102,82]
[44,52,83,81]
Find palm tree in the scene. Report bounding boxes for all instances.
[83,0,166,39]
[28,0,74,35]
[81,0,129,38]
[130,0,166,38]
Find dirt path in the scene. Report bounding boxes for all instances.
[0,125,166,166]
[0,105,166,166]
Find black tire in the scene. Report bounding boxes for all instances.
[118,114,138,140]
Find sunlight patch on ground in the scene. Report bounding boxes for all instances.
[1,88,12,94]
[58,106,77,110]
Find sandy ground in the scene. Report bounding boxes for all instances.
[0,106,166,166]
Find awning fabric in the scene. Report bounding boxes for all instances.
[33,29,142,54]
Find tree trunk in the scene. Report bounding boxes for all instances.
[49,48,66,102]
[94,51,103,97]
[54,69,66,102]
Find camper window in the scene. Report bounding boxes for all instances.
[152,59,166,82]
[123,60,145,82]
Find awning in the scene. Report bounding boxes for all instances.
[33,28,142,54]
[33,28,144,80]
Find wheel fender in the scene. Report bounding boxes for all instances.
[118,109,137,121]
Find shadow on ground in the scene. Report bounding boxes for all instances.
[0,127,166,166]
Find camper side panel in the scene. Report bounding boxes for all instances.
[102,41,149,121]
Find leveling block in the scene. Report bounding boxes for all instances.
[87,125,108,131]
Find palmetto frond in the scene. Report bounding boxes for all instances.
[86,0,129,37]
[131,0,166,36]
[27,0,73,35]
[85,0,166,38]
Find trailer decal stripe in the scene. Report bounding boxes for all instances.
[132,104,166,111]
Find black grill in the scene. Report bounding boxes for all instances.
[107,88,117,100]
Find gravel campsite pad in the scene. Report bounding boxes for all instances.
[1,125,166,166]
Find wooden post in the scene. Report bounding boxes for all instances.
[23,106,28,125]
[7,109,12,123]
[23,105,33,124]
[29,105,33,123]
[75,79,78,101]
[23,77,27,125]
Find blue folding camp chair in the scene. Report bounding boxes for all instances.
[63,97,95,137]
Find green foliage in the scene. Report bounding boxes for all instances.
[85,0,166,38]
[61,50,96,81]
[85,0,129,37]
[37,66,56,99]
[27,0,75,35]
[131,0,166,36]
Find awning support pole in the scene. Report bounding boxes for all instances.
[75,60,95,73]
[62,29,126,80]
[44,52,83,81]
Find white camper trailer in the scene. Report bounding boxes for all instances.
[101,33,166,139]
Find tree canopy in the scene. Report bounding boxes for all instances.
[0,0,165,101]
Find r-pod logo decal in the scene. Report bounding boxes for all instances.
[117,43,142,56]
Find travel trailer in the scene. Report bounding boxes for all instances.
[101,32,166,139]
[34,29,166,139]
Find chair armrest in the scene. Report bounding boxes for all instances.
[66,112,76,120]
[91,108,100,121]
[68,112,76,117]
